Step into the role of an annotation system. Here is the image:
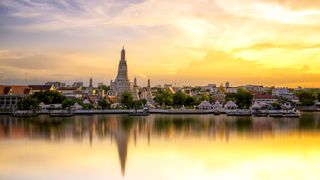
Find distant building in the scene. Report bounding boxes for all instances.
[207,84,217,94]
[57,87,83,99]
[88,77,93,93]
[139,79,154,103]
[164,84,173,89]
[244,85,264,93]
[181,87,192,96]
[97,82,104,87]
[0,85,32,110]
[214,90,226,103]
[72,82,83,88]
[226,87,238,94]
[29,85,55,93]
[254,94,277,105]
[272,88,294,100]
[45,81,66,88]
[225,82,230,88]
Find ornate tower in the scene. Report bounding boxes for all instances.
[111,47,133,99]
[132,77,139,100]
[146,79,154,103]
[116,47,129,81]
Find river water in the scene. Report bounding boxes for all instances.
[1,113,320,180]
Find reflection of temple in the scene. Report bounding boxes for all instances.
[106,117,130,176]
[1,113,319,176]
[114,126,129,176]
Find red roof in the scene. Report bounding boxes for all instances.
[0,85,30,95]
[58,87,78,91]
[29,85,52,91]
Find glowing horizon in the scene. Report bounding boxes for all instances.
[0,0,319,88]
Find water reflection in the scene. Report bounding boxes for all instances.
[1,113,320,178]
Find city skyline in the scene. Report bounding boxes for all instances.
[0,0,320,88]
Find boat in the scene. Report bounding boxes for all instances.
[226,110,237,116]
[13,110,38,117]
[129,111,149,116]
[253,113,268,117]
[283,110,301,118]
[129,108,149,116]
[252,110,268,117]
[269,110,284,117]
[226,110,251,116]
[49,110,73,117]
[213,110,220,115]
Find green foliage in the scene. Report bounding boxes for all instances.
[132,100,145,109]
[17,96,39,110]
[32,91,66,104]
[185,96,196,107]
[154,89,174,107]
[296,90,317,106]
[154,89,200,108]
[200,93,211,102]
[99,85,110,92]
[217,84,226,94]
[191,87,201,92]
[62,98,85,109]
[62,99,75,109]
[225,88,253,108]
[121,91,134,109]
[140,99,147,105]
[173,91,187,107]
[271,102,281,110]
[98,98,110,109]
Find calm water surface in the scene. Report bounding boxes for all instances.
[1,113,320,180]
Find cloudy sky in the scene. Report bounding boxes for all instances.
[0,0,319,87]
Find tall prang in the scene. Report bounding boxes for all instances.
[110,47,138,100]
[116,47,129,82]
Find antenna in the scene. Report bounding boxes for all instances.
[24,72,28,85]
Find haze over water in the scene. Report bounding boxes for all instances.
[1,113,320,180]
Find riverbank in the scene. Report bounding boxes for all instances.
[1,108,308,117]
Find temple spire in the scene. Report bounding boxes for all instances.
[121,46,125,61]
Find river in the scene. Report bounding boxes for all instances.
[1,112,320,180]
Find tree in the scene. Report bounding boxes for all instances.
[62,98,76,109]
[217,84,226,94]
[98,98,110,109]
[225,88,253,109]
[32,91,66,104]
[99,85,110,92]
[173,91,187,107]
[154,89,173,107]
[236,88,254,108]
[185,96,196,107]
[296,90,316,106]
[271,102,281,110]
[200,93,211,102]
[132,100,144,109]
[17,96,39,110]
[61,98,86,109]
[140,99,147,105]
[121,91,134,109]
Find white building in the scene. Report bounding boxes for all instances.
[254,94,277,105]
[226,87,238,94]
[272,88,294,100]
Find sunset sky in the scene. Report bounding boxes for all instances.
[0,0,319,87]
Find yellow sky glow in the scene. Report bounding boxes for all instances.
[0,0,319,87]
